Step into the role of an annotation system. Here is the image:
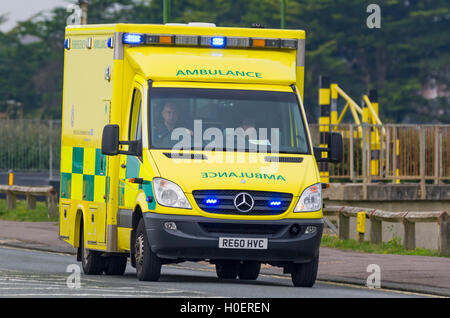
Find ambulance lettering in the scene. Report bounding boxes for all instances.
[176,69,262,78]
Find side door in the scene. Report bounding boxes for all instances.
[89,100,110,245]
[118,83,143,212]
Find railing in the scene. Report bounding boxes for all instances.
[323,205,450,256]
[0,119,61,177]
[1,120,449,186]
[310,124,450,184]
[0,184,58,218]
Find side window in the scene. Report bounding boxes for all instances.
[129,88,142,141]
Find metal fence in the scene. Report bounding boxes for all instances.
[310,124,450,183]
[1,120,449,184]
[0,119,61,177]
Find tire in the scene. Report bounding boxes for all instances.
[215,260,240,279]
[130,254,136,268]
[105,256,127,275]
[238,261,261,280]
[135,218,161,281]
[80,221,105,275]
[291,255,319,287]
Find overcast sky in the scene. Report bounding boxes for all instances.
[0,0,75,32]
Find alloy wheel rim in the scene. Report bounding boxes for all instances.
[135,233,145,267]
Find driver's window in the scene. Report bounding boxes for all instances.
[129,88,142,142]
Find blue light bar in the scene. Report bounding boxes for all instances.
[204,198,219,205]
[269,200,282,207]
[123,33,144,45]
[211,36,226,48]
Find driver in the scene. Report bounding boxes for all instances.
[154,102,193,142]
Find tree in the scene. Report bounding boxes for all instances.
[288,0,450,123]
[0,0,448,123]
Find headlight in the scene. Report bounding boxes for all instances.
[152,178,192,209]
[294,183,322,212]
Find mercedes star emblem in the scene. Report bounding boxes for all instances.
[233,192,254,213]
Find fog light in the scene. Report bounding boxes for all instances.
[289,224,300,235]
[305,226,317,234]
[164,222,177,231]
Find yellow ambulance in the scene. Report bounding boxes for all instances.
[59,23,342,287]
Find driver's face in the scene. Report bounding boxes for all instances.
[161,104,178,126]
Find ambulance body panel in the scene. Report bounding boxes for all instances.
[59,23,338,286]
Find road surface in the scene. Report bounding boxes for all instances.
[0,246,431,299]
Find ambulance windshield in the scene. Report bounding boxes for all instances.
[149,87,310,154]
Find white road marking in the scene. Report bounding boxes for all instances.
[0,271,206,297]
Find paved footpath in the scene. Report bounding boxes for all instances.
[0,220,448,297]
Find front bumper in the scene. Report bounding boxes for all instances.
[143,213,323,263]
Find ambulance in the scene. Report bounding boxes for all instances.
[59,23,342,287]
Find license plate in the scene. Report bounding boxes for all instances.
[218,237,268,250]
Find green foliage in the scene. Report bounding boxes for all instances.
[0,0,448,123]
[321,234,444,257]
[0,199,57,222]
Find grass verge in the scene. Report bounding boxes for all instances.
[0,199,58,222]
[321,234,446,257]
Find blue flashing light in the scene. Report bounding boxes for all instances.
[211,36,226,48]
[204,198,219,205]
[269,200,282,207]
[107,37,114,48]
[123,33,144,45]
[64,39,70,50]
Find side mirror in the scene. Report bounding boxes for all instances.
[101,124,142,157]
[329,132,343,163]
[313,132,343,163]
[102,124,119,155]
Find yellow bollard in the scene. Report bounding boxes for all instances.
[8,169,14,186]
[357,211,366,243]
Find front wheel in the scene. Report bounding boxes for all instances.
[135,218,161,281]
[291,255,319,287]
